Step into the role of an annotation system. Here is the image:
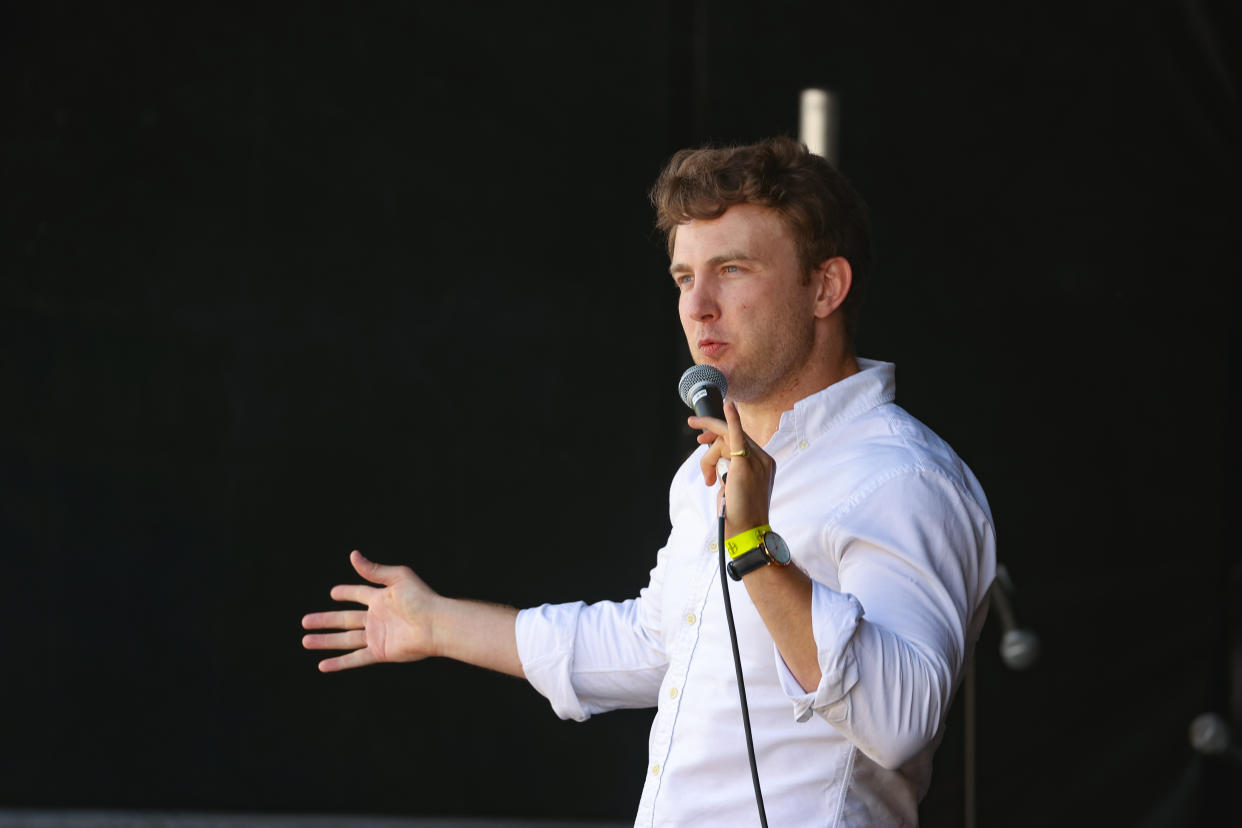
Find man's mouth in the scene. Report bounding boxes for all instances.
[697,338,727,358]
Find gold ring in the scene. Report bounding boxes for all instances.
[729,447,750,458]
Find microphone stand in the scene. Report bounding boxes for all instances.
[966,564,1040,828]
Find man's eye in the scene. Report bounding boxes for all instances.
[675,274,694,288]
[723,265,739,273]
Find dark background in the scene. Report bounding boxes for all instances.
[2,1,1238,825]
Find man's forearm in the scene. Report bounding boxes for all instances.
[743,565,820,692]
[431,597,524,678]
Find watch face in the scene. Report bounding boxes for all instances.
[764,532,791,564]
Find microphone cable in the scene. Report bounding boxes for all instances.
[678,364,767,826]
[717,496,770,828]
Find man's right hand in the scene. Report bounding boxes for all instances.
[301,550,442,672]
[301,550,524,678]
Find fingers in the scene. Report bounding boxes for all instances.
[304,551,410,673]
[302,605,370,670]
[697,431,724,486]
[316,648,379,673]
[316,551,412,607]
[349,550,407,586]
[688,402,748,453]
[687,414,728,441]
[690,402,750,486]
[301,610,367,631]
[329,583,378,605]
[723,400,746,452]
[688,414,726,485]
[302,629,367,651]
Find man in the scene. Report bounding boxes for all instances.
[302,136,995,826]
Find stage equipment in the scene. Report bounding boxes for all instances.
[799,88,839,165]
[965,564,1041,828]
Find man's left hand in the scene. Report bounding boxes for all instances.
[688,399,776,536]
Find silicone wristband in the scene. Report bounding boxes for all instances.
[724,524,772,560]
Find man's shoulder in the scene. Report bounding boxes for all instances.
[817,400,989,517]
[829,400,962,473]
[791,359,964,478]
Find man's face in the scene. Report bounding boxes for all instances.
[670,204,821,404]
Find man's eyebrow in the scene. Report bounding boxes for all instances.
[668,250,757,275]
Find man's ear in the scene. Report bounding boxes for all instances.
[812,256,852,319]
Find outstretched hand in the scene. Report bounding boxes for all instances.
[301,550,442,672]
[687,399,776,537]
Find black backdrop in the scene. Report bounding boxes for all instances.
[2,1,1238,825]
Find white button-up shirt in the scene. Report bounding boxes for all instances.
[516,360,996,826]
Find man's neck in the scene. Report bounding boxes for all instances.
[737,352,860,446]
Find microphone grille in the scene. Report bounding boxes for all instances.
[678,364,728,408]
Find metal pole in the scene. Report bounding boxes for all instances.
[965,655,976,828]
[798,88,839,165]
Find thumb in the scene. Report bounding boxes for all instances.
[350,549,403,586]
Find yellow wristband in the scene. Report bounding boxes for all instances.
[725,524,772,559]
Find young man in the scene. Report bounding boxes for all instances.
[303,137,995,826]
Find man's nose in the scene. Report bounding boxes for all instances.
[683,277,720,322]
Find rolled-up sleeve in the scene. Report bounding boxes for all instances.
[516,597,669,721]
[516,601,591,722]
[775,585,864,723]
[775,467,996,769]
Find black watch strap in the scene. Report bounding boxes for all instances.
[726,547,769,581]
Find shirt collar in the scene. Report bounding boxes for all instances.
[765,358,897,462]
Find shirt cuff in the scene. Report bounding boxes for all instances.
[515,602,591,722]
[774,581,864,723]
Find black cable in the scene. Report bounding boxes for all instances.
[717,506,769,828]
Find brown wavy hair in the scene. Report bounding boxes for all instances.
[650,136,873,344]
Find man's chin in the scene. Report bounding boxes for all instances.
[693,352,728,372]
[697,359,735,387]
[691,353,751,397]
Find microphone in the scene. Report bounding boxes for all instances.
[988,564,1040,671]
[679,364,728,420]
[1189,712,1242,763]
[679,364,731,482]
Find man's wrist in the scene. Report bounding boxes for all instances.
[724,523,772,559]
[725,527,791,580]
[425,593,459,660]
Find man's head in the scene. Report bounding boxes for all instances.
[650,136,872,346]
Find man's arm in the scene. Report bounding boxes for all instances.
[301,550,523,678]
[690,402,993,770]
[689,401,822,691]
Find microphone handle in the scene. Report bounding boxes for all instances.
[690,383,725,421]
[691,386,731,481]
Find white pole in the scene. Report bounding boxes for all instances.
[799,88,839,165]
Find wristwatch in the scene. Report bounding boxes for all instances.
[726,528,792,580]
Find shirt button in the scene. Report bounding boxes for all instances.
[799,439,810,450]
[669,687,679,699]
[651,764,661,776]
[709,541,718,551]
[685,613,696,625]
